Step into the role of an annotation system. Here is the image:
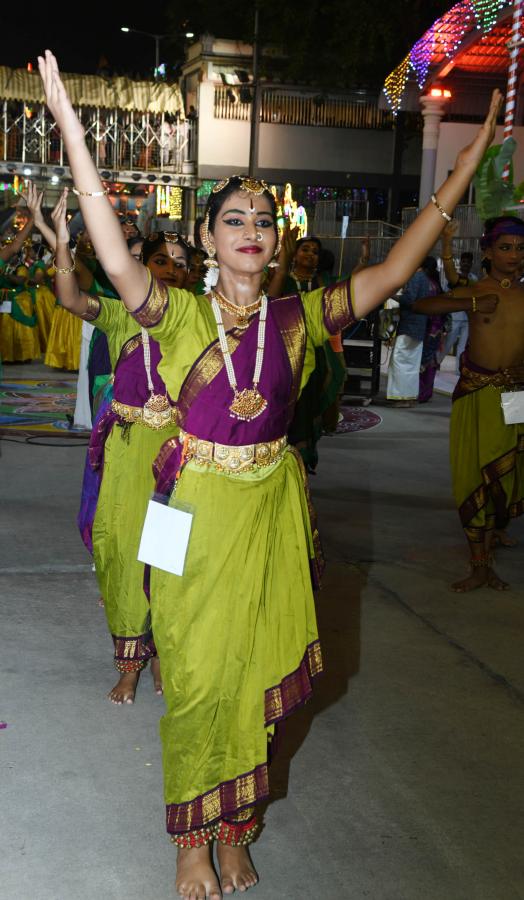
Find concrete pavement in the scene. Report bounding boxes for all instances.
[1,367,523,900]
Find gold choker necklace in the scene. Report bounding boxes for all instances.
[213,289,263,327]
[492,274,519,289]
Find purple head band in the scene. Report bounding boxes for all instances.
[480,218,524,250]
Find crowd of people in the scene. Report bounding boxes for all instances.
[2,52,522,899]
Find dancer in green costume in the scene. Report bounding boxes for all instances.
[50,190,188,704]
[40,49,501,899]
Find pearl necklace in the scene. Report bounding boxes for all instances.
[211,294,269,421]
[141,327,172,429]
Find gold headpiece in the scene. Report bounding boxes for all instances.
[211,175,269,196]
[145,231,180,244]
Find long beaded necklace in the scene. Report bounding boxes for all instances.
[141,327,173,428]
[291,268,316,292]
[210,293,269,421]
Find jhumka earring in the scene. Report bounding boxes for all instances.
[268,233,282,268]
[201,215,218,269]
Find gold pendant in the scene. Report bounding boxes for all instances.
[229,388,268,421]
[500,278,512,289]
[143,393,172,429]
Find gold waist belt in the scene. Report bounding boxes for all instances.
[180,429,288,473]
[111,396,178,430]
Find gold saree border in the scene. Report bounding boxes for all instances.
[459,436,524,535]
[133,271,169,328]
[80,295,101,321]
[166,764,269,834]
[264,639,323,725]
[322,278,356,334]
[177,331,242,421]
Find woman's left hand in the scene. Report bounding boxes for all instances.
[38,50,85,144]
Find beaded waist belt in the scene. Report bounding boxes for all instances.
[111,396,178,430]
[180,429,287,473]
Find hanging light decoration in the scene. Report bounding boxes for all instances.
[383,0,513,113]
[410,26,436,88]
[471,0,506,33]
[383,54,411,115]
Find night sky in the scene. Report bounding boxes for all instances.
[2,3,177,78]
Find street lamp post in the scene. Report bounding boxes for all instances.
[121,27,165,78]
[121,27,195,79]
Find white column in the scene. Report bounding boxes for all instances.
[418,95,447,209]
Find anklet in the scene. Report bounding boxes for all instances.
[170,825,217,848]
[469,554,491,568]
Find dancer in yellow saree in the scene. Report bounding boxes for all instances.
[40,49,501,899]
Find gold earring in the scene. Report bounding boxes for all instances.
[268,234,282,268]
[200,214,218,267]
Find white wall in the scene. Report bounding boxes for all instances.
[197,83,250,171]
[197,82,397,179]
[435,124,524,189]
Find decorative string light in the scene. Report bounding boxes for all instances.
[383,53,411,115]
[383,0,513,113]
[471,0,506,32]
[410,26,436,88]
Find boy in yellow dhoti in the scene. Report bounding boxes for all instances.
[414,216,524,591]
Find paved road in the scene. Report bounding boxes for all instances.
[1,370,523,900]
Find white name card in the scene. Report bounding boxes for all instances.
[138,499,193,576]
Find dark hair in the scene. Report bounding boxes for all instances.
[127,236,144,252]
[204,176,278,241]
[318,247,335,274]
[460,251,473,262]
[295,236,322,254]
[422,255,442,291]
[142,232,190,265]
[188,246,206,264]
[480,215,524,250]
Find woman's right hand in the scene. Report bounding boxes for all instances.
[51,188,71,245]
[474,293,499,315]
[38,50,85,144]
[20,181,45,226]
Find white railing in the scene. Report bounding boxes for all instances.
[1,100,196,174]
[214,86,394,130]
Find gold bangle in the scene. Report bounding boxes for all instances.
[72,187,109,197]
[441,255,453,260]
[471,297,477,313]
[431,193,452,222]
[53,258,76,275]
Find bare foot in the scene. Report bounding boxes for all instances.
[388,400,416,408]
[217,844,258,895]
[151,657,163,695]
[487,566,510,591]
[107,671,139,705]
[451,566,489,593]
[493,529,517,548]
[176,845,221,900]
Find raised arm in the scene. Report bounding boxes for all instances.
[20,182,57,251]
[51,188,91,317]
[351,89,503,317]
[38,50,148,310]
[0,211,34,263]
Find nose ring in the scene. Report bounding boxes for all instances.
[256,232,263,242]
